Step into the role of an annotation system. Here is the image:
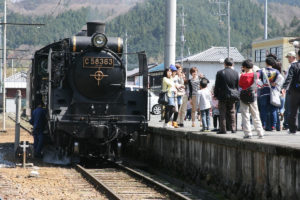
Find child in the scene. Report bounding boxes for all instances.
[211,96,219,131]
[197,79,212,131]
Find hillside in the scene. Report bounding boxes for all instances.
[106,0,283,64]
[251,0,300,31]
[7,0,143,16]
[2,0,299,70]
[257,0,300,7]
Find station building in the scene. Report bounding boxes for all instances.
[252,37,296,71]
[4,71,27,113]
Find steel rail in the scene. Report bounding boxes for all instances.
[75,164,123,200]
[113,162,192,200]
[77,161,192,200]
[8,115,32,134]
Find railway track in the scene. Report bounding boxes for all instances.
[76,162,193,200]
[8,114,32,134]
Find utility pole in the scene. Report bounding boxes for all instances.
[2,0,7,131]
[227,0,230,58]
[11,59,13,76]
[264,0,268,40]
[1,0,45,132]
[164,0,177,69]
[124,31,128,85]
[0,19,2,93]
[209,0,231,58]
[179,5,186,67]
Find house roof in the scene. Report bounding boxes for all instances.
[5,71,27,88]
[127,64,158,77]
[127,68,139,77]
[149,63,164,73]
[182,47,245,63]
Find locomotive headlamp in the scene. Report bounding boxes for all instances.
[91,33,107,48]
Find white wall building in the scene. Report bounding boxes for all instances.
[5,71,27,113]
[182,47,245,87]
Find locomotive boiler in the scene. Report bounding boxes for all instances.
[30,22,148,158]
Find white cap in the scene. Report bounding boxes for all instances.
[286,51,296,58]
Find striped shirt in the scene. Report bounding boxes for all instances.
[190,78,200,96]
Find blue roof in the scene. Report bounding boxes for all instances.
[149,63,164,72]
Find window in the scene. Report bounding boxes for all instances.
[255,49,266,62]
[270,47,283,60]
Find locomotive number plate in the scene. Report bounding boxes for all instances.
[83,57,114,68]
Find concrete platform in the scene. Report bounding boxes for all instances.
[138,115,300,200]
[148,114,300,149]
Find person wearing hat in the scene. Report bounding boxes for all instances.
[282,50,300,134]
[282,51,298,130]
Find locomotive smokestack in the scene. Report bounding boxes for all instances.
[87,22,105,36]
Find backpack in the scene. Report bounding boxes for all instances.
[240,72,257,104]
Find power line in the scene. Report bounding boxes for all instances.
[0,58,31,60]
[0,23,45,26]
[49,0,63,18]
[0,49,29,51]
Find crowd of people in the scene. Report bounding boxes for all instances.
[160,49,300,139]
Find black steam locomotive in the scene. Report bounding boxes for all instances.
[30,22,148,158]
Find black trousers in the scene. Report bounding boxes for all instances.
[219,100,236,132]
[213,115,219,128]
[165,105,175,123]
[288,89,300,132]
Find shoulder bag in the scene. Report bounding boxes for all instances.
[262,68,281,107]
[158,91,168,105]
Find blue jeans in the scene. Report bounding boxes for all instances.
[259,95,278,129]
[201,109,210,130]
[33,130,44,156]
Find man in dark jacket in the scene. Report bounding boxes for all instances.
[214,58,239,134]
[282,50,300,134]
[29,101,47,158]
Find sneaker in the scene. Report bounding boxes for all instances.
[204,129,210,132]
[166,123,174,128]
[172,121,179,128]
[243,135,252,139]
[200,128,206,132]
